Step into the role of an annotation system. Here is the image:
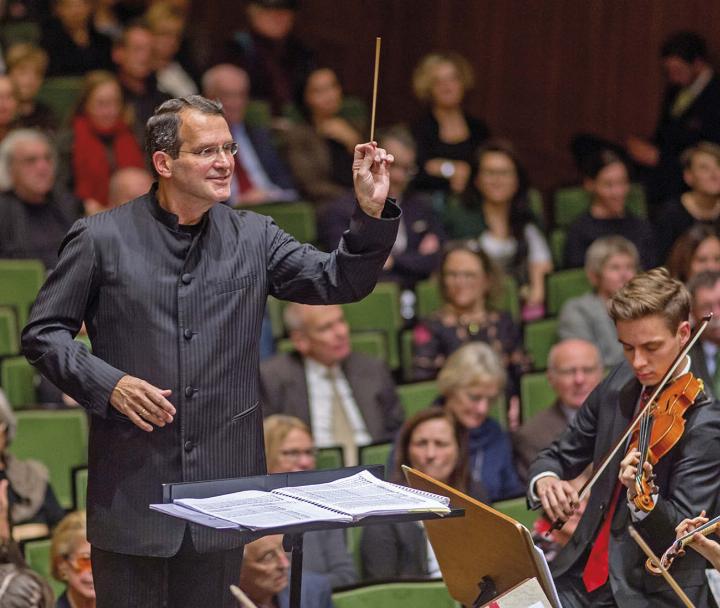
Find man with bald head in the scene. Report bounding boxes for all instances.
[260,303,404,465]
[513,339,603,481]
[202,63,296,205]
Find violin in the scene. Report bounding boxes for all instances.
[646,513,720,575]
[627,372,704,512]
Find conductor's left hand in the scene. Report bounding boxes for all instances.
[353,142,394,218]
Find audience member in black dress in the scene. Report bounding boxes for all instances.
[656,141,720,262]
[40,0,113,77]
[6,44,58,132]
[564,149,657,269]
[318,125,444,290]
[411,52,490,196]
[667,224,720,283]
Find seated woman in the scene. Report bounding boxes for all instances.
[564,149,656,270]
[6,44,58,132]
[360,407,484,580]
[0,563,53,607]
[558,235,639,367]
[282,67,364,204]
[263,415,357,589]
[411,52,490,196]
[437,343,523,501]
[0,390,64,542]
[443,140,552,319]
[656,142,720,263]
[412,243,529,403]
[51,511,95,608]
[58,70,145,214]
[667,224,720,283]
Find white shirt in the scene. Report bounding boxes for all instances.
[303,357,372,448]
[478,223,552,270]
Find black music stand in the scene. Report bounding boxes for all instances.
[157,465,463,608]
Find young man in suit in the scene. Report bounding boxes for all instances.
[528,267,720,607]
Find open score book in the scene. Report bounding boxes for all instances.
[150,470,450,531]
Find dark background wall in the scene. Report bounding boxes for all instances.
[189,0,720,192]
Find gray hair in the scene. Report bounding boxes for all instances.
[437,342,506,397]
[282,302,307,334]
[144,95,224,176]
[201,63,248,98]
[584,235,639,278]
[547,338,601,373]
[0,128,54,191]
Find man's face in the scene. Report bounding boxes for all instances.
[0,76,18,126]
[10,138,55,202]
[162,109,234,204]
[54,0,91,31]
[384,137,416,198]
[152,17,183,63]
[663,56,702,88]
[684,151,720,197]
[691,280,720,345]
[114,28,154,81]
[239,535,289,604]
[9,63,43,103]
[247,5,295,40]
[207,70,249,125]
[547,341,603,409]
[292,305,351,367]
[616,314,690,387]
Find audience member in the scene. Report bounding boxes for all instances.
[443,140,552,320]
[674,513,720,572]
[436,342,523,501]
[411,52,490,195]
[225,0,315,116]
[51,511,95,608]
[412,244,529,403]
[5,44,57,132]
[111,20,170,143]
[564,149,656,270]
[627,31,720,206]
[318,126,444,290]
[260,304,404,465]
[656,142,720,262]
[145,1,197,98]
[361,407,485,581]
[667,224,720,283]
[201,63,297,206]
[558,236,639,367]
[0,390,65,541]
[40,0,113,77]
[57,70,144,213]
[282,67,363,204]
[263,415,357,588]
[0,563,53,608]
[106,166,153,209]
[687,270,720,395]
[239,535,333,608]
[0,129,81,269]
[0,75,19,143]
[92,0,123,39]
[513,339,603,481]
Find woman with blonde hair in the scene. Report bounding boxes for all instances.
[51,511,94,608]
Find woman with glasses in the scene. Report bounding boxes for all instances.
[51,511,94,608]
[263,415,357,589]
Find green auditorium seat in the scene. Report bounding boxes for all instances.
[36,76,85,126]
[73,466,88,511]
[520,372,556,421]
[397,381,437,418]
[546,268,591,316]
[332,581,457,608]
[0,307,19,356]
[0,258,45,335]
[492,496,537,530]
[23,538,65,598]
[315,446,344,470]
[244,100,272,128]
[524,318,559,370]
[240,201,316,244]
[1,356,36,409]
[550,228,566,269]
[553,183,647,228]
[358,442,392,469]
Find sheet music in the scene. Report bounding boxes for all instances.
[150,503,241,529]
[531,544,562,608]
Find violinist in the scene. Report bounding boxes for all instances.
[674,513,720,571]
[527,267,720,607]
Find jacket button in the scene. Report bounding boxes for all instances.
[184,440,194,453]
[181,273,193,285]
[183,328,193,340]
[184,386,195,398]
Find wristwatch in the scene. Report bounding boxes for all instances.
[440,161,456,179]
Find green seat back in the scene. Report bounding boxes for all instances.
[73,466,88,511]
[520,372,556,421]
[546,269,591,315]
[358,442,392,468]
[346,526,363,575]
[400,329,414,382]
[0,259,45,332]
[277,331,387,362]
[23,538,65,599]
[1,356,36,409]
[11,410,88,509]
[36,76,85,126]
[0,307,19,356]
[240,202,316,244]
[524,319,559,370]
[492,497,537,530]
[550,229,566,269]
[528,187,545,230]
[0,21,41,47]
[488,394,507,430]
[284,95,368,127]
[315,446,344,470]
[397,381,437,418]
[245,99,272,128]
[333,581,457,608]
[553,183,647,228]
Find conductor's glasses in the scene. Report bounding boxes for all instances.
[178,142,238,161]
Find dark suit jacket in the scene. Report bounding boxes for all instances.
[22,186,399,556]
[276,571,333,608]
[512,400,569,483]
[260,351,404,443]
[360,520,428,580]
[245,124,296,191]
[689,339,715,400]
[528,360,720,606]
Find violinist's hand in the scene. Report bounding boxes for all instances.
[535,475,579,523]
[353,142,393,218]
[676,511,720,569]
[619,449,653,498]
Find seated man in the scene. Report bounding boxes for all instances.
[202,63,297,206]
[513,339,603,481]
[0,129,81,269]
[687,270,720,395]
[238,535,333,608]
[260,303,404,465]
[107,167,154,210]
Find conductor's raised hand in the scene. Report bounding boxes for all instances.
[535,475,579,523]
[353,142,393,218]
[110,375,175,432]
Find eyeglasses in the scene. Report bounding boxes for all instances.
[178,142,238,160]
[279,448,318,461]
[65,554,92,574]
